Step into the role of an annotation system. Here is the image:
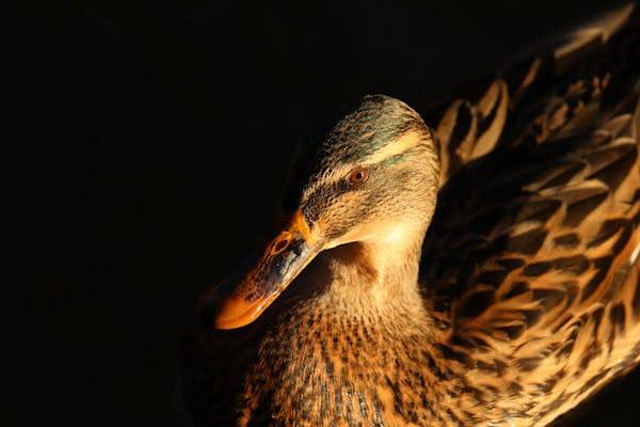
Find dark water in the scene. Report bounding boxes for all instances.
[15,0,639,425]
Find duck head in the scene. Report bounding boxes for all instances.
[208,95,440,329]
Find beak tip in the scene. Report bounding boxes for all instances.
[212,296,260,330]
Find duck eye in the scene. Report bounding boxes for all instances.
[348,167,369,185]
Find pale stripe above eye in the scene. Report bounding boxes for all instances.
[362,131,429,165]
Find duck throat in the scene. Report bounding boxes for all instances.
[320,223,427,312]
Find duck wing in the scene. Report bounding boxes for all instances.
[420,4,640,423]
[423,2,637,188]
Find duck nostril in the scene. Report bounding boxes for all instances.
[272,233,292,254]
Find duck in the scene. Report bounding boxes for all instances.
[180,3,640,426]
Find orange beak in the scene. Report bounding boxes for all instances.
[200,210,323,330]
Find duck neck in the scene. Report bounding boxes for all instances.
[321,223,428,316]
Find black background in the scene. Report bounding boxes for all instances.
[12,0,640,425]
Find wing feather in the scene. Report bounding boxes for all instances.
[420,5,640,422]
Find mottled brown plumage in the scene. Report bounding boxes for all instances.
[181,4,640,426]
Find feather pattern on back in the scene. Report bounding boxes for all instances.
[420,3,640,423]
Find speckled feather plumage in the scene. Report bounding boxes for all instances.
[183,5,640,426]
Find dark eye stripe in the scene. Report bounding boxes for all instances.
[301,145,427,222]
[302,181,342,223]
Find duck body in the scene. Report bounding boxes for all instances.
[186,231,639,426]
[182,4,640,426]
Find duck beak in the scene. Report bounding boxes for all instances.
[204,210,323,330]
